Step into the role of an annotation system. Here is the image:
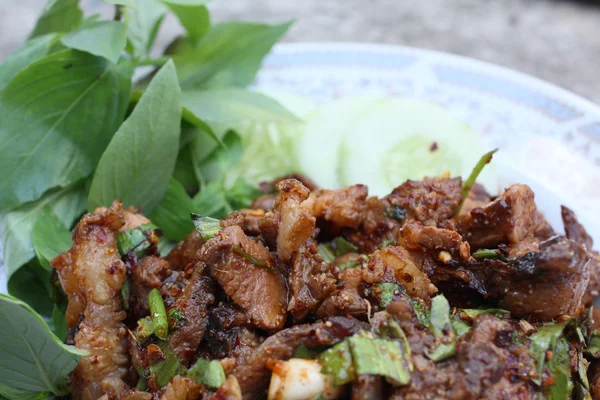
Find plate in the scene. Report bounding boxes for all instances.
[2,43,599,293]
[253,42,600,241]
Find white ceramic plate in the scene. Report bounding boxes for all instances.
[254,42,600,241]
[2,42,600,292]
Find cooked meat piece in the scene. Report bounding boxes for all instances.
[271,179,316,261]
[386,177,462,226]
[167,264,216,365]
[211,375,242,400]
[250,194,277,211]
[160,270,188,309]
[484,236,591,320]
[457,184,553,257]
[457,183,491,216]
[232,316,365,398]
[589,361,600,400]
[288,244,337,320]
[121,389,153,400]
[167,231,204,270]
[316,267,368,319]
[51,202,131,400]
[363,246,437,301]
[351,375,385,400]
[130,256,170,319]
[221,209,266,236]
[389,299,536,400]
[199,225,288,330]
[585,253,600,306]
[159,376,205,400]
[259,173,319,194]
[562,205,593,249]
[304,184,368,229]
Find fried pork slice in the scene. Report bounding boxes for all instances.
[304,184,369,229]
[388,300,536,400]
[386,177,463,226]
[316,266,369,319]
[457,184,554,257]
[167,231,205,270]
[484,236,591,320]
[167,263,216,365]
[232,316,366,398]
[159,376,205,400]
[363,245,438,301]
[199,225,288,330]
[51,202,130,400]
[561,205,599,305]
[288,244,337,320]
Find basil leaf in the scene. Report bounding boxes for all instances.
[374,282,400,308]
[149,178,195,241]
[348,334,411,385]
[319,341,356,385]
[0,185,85,284]
[173,145,200,192]
[187,358,226,389]
[547,337,573,400]
[460,308,510,319]
[529,321,568,386]
[182,89,299,124]
[7,260,52,321]
[197,130,242,183]
[225,179,262,210]
[88,60,181,213]
[61,20,127,63]
[174,21,292,89]
[126,0,167,58]
[103,0,135,6]
[584,332,600,358]
[0,50,131,211]
[430,294,452,336]
[30,0,83,38]
[0,34,59,91]
[192,182,230,219]
[163,0,210,47]
[0,294,85,398]
[31,209,72,271]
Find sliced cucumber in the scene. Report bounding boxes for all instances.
[298,96,381,189]
[338,98,495,196]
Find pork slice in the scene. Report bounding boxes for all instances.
[199,225,288,330]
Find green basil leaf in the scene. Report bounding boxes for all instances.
[173,144,200,192]
[126,0,167,58]
[61,20,127,63]
[174,21,292,90]
[529,321,568,386]
[163,0,210,47]
[7,260,52,321]
[584,332,600,358]
[88,60,181,213]
[460,308,510,319]
[0,34,59,91]
[0,50,131,210]
[0,185,85,285]
[374,282,400,308]
[0,294,86,398]
[547,337,573,400]
[225,179,262,210]
[0,383,52,400]
[197,130,242,183]
[30,0,83,38]
[31,210,72,271]
[149,178,195,241]
[318,340,356,385]
[348,334,411,385]
[182,89,299,125]
[103,0,135,6]
[430,294,453,336]
[192,182,230,218]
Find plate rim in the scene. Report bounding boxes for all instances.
[265,42,600,121]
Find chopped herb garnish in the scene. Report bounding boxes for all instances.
[294,344,319,359]
[319,340,356,385]
[317,243,335,263]
[460,308,510,320]
[456,149,498,216]
[379,238,396,248]
[116,223,158,258]
[149,343,187,388]
[121,278,131,311]
[187,358,226,389]
[337,260,358,271]
[529,321,568,386]
[191,214,221,240]
[374,282,400,308]
[148,288,168,340]
[232,245,268,267]
[332,236,358,256]
[424,295,457,362]
[472,248,506,261]
[168,308,186,330]
[135,316,155,343]
[584,332,600,358]
[385,205,406,222]
[546,337,574,399]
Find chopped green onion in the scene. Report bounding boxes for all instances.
[460,308,510,319]
[472,248,506,261]
[337,260,358,271]
[191,214,221,240]
[120,279,131,311]
[187,358,226,389]
[318,340,356,386]
[385,205,406,222]
[374,282,400,308]
[379,238,396,248]
[425,343,456,361]
[135,317,155,343]
[451,318,470,337]
[148,289,168,340]
[317,243,335,263]
[232,245,268,267]
[584,332,600,358]
[149,343,187,388]
[456,149,497,216]
[294,344,318,359]
[332,237,358,256]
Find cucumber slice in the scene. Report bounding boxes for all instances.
[298,96,381,189]
[338,98,495,196]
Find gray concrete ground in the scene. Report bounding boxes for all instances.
[2,0,599,103]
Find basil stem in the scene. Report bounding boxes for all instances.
[456,149,497,216]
